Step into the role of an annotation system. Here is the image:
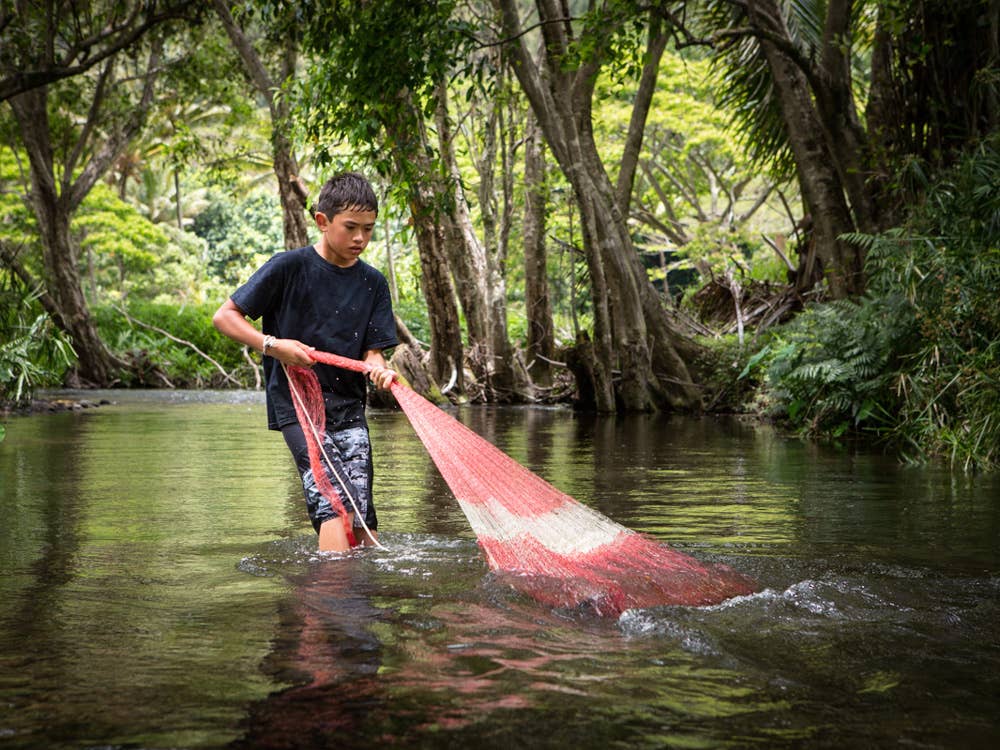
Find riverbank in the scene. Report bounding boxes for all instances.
[1,396,111,418]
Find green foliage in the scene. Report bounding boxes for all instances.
[757,137,1000,470]
[0,273,76,405]
[593,50,791,293]
[148,224,234,306]
[2,148,197,303]
[190,189,284,285]
[857,136,1000,470]
[694,333,767,413]
[699,0,797,180]
[568,0,652,80]
[755,295,913,436]
[289,0,473,181]
[0,151,38,266]
[675,224,786,287]
[1,153,77,403]
[75,183,170,290]
[389,295,429,348]
[125,166,211,227]
[93,301,258,388]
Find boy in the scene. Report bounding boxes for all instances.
[213,172,398,552]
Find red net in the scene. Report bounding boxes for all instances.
[285,364,357,547]
[297,350,758,616]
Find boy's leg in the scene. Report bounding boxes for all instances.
[282,422,377,550]
[354,524,379,547]
[328,424,378,543]
[318,516,355,552]
[282,424,357,550]
[318,516,377,551]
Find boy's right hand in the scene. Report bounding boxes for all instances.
[269,339,316,367]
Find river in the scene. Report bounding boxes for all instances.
[1,390,998,748]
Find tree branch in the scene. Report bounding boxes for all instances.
[653,159,706,221]
[762,233,796,272]
[467,15,578,49]
[68,38,163,210]
[212,0,277,108]
[65,59,114,190]
[718,6,828,95]
[638,159,689,241]
[616,13,668,214]
[0,2,196,103]
[113,304,243,388]
[736,182,775,224]
[631,205,688,246]
[493,0,568,165]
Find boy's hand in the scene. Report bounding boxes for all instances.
[368,365,397,390]
[269,339,316,367]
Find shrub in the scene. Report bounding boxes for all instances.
[757,137,1000,470]
[757,294,914,436]
[93,300,260,388]
[858,138,1000,470]
[0,275,76,404]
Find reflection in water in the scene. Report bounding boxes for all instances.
[1,394,999,748]
[232,557,386,748]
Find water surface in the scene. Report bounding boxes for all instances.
[1,391,998,748]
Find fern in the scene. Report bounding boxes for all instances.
[763,136,1000,469]
[762,294,913,436]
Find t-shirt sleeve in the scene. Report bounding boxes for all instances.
[363,276,398,352]
[230,254,284,321]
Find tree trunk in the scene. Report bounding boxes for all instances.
[522,113,555,388]
[212,0,310,249]
[12,107,122,384]
[864,12,900,227]
[385,101,466,394]
[615,18,668,212]
[8,45,162,386]
[748,3,863,298]
[476,87,525,401]
[432,89,491,355]
[496,0,699,411]
[811,0,879,234]
[407,191,465,394]
[866,0,1000,197]
[433,85,524,400]
[272,42,310,249]
[273,137,310,249]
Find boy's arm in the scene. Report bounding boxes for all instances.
[212,299,316,367]
[362,348,396,390]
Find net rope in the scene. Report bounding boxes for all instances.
[289,350,758,616]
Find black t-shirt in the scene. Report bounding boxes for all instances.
[231,246,398,431]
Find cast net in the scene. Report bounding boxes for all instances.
[291,350,758,617]
[283,361,361,548]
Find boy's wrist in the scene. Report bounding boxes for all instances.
[262,335,276,355]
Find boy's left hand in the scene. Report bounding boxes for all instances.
[368,365,397,390]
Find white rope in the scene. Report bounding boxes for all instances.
[282,362,386,550]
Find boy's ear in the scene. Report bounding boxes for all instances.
[315,212,330,229]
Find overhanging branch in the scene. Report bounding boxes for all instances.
[0,2,197,103]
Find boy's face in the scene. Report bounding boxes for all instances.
[315,207,377,267]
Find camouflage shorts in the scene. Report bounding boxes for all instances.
[281,422,377,533]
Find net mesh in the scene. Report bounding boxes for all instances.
[294,350,758,616]
[285,363,358,548]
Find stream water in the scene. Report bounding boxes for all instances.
[1,390,998,748]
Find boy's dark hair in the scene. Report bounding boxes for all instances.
[313,172,379,218]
